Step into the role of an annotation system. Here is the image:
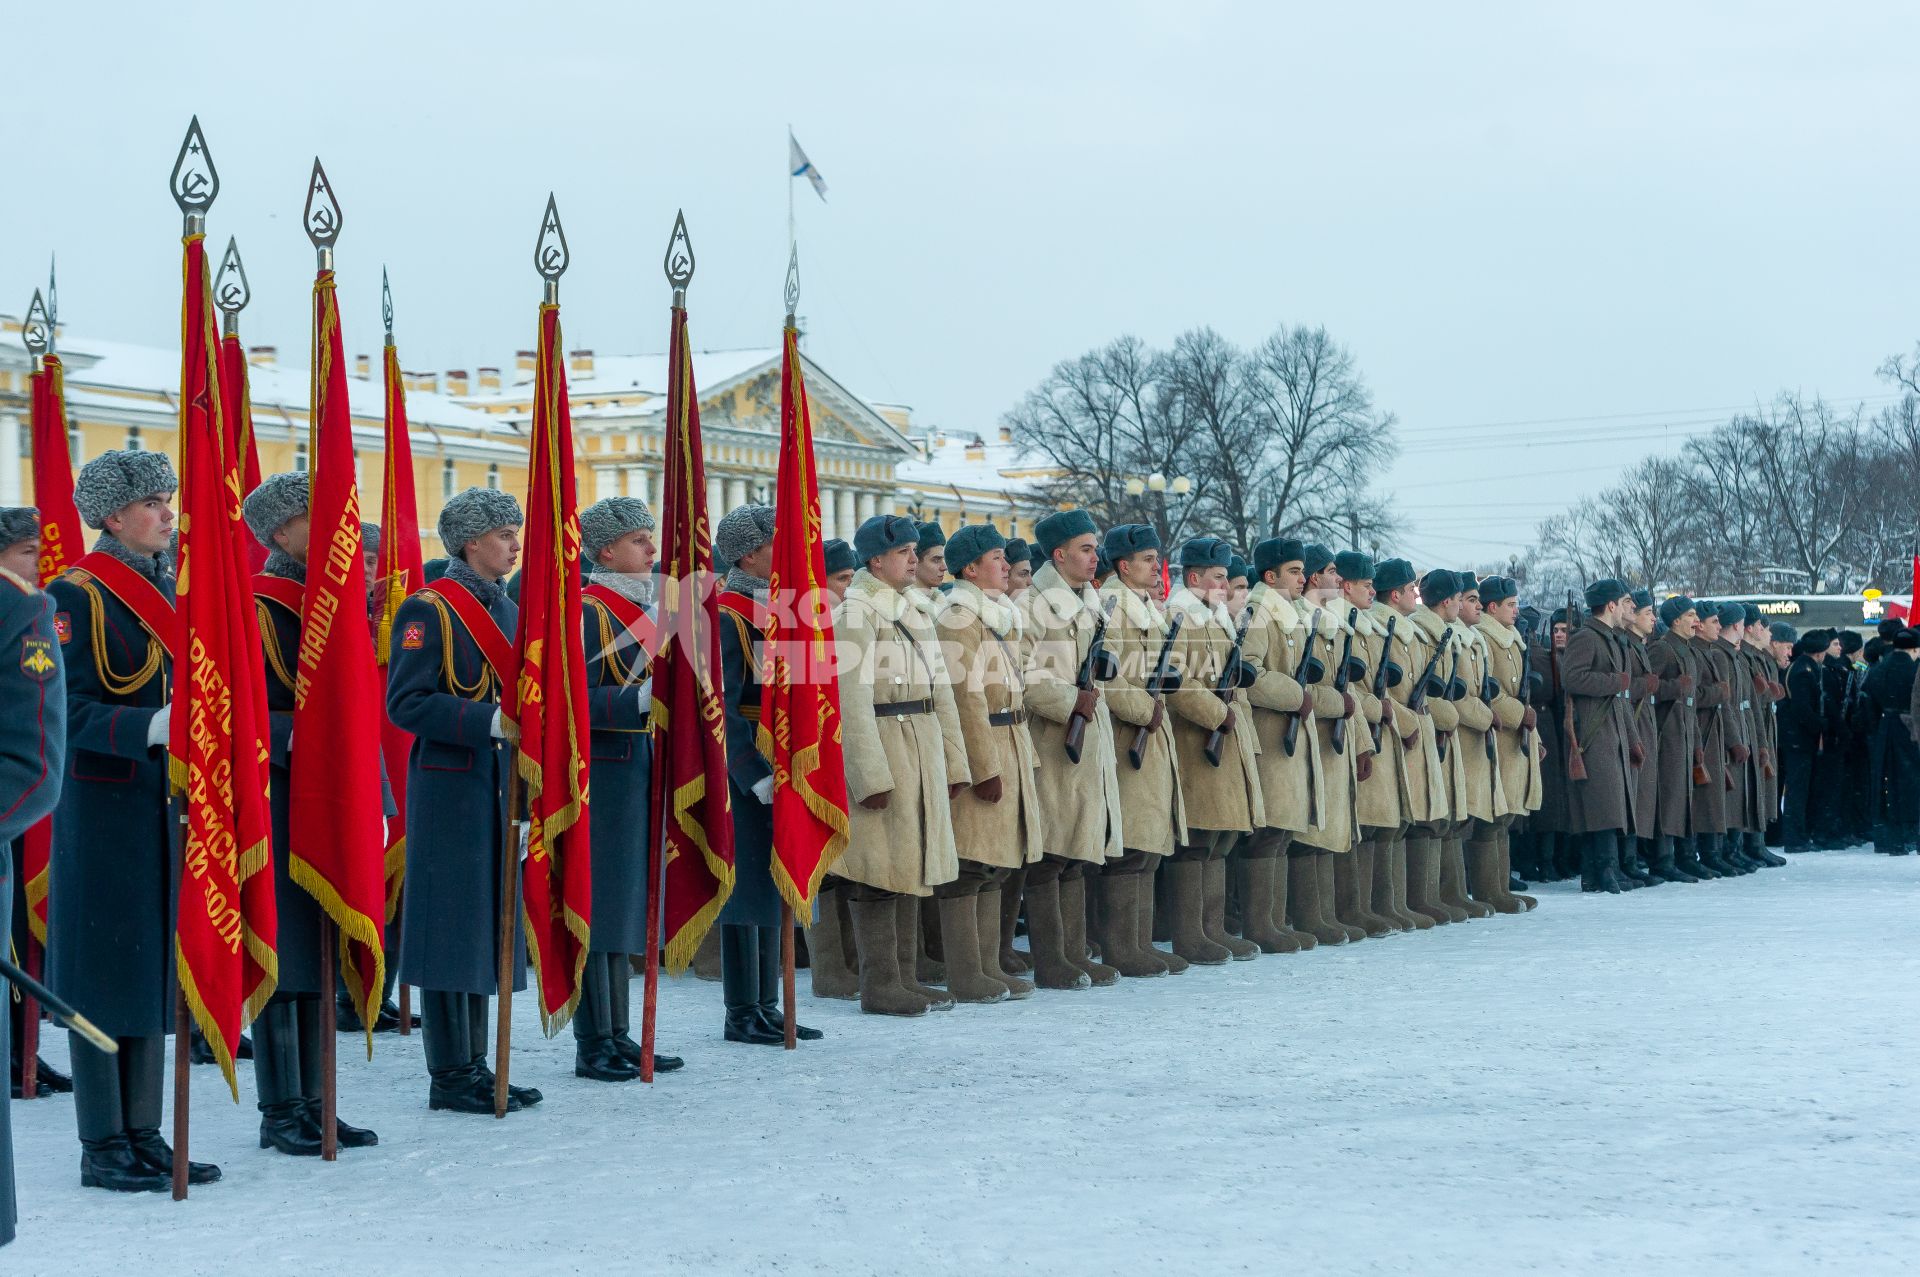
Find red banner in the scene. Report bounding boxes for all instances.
[168,232,278,1095]
[21,352,84,943]
[650,302,735,972]
[376,343,426,918]
[217,334,267,573]
[289,269,388,1045]
[760,327,849,910]
[507,303,593,1031]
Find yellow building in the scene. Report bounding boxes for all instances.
[0,317,1053,555]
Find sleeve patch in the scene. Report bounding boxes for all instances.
[401,621,426,650]
[53,612,71,644]
[22,635,56,679]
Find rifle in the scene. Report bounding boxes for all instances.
[1435,639,1468,762]
[1129,613,1183,770]
[1280,607,1326,757]
[1369,613,1402,752]
[1514,611,1537,753]
[1063,595,1120,764]
[1204,605,1259,766]
[1562,591,1587,781]
[1407,628,1452,716]
[1330,607,1363,755]
[1477,640,1499,764]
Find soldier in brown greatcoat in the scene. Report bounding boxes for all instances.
[1646,596,1713,882]
[1561,580,1641,892]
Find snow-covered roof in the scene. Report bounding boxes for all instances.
[896,432,1050,497]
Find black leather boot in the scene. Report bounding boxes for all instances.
[255,1001,322,1155]
[722,925,783,1044]
[79,1134,170,1192]
[1742,830,1785,868]
[291,998,378,1145]
[753,924,822,1041]
[429,1062,520,1114]
[1696,833,1736,877]
[127,1129,222,1184]
[573,957,640,1081]
[1652,836,1698,884]
[473,1059,543,1108]
[1676,835,1719,879]
[1580,834,1620,893]
[606,954,683,1073]
[1618,839,1657,887]
[425,991,512,1112]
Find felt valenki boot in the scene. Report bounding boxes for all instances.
[805,883,860,1000]
[1095,873,1170,975]
[1374,838,1419,930]
[895,896,955,1009]
[917,897,947,985]
[1238,855,1300,954]
[1357,842,1404,934]
[1440,836,1492,918]
[1403,835,1455,925]
[1287,853,1348,944]
[1204,857,1261,960]
[848,897,929,1017]
[1167,858,1230,965]
[1346,846,1396,937]
[976,888,1034,997]
[1329,853,1373,940]
[1316,853,1366,942]
[1138,864,1188,973]
[1266,845,1317,949]
[1494,828,1537,910]
[1060,875,1120,985]
[1024,876,1093,989]
[936,894,1009,1004]
[998,869,1032,974]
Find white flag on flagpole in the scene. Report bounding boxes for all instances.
[789,131,828,202]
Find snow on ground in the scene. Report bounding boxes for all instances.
[9,849,1919,1275]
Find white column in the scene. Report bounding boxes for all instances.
[593,465,618,502]
[0,412,20,504]
[857,490,876,523]
[725,477,748,512]
[706,477,723,516]
[838,488,858,541]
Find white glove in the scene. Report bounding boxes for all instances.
[634,677,654,714]
[490,709,506,739]
[146,705,171,749]
[752,775,775,805]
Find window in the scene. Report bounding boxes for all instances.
[442,458,456,498]
[486,463,500,491]
[126,426,143,452]
[294,440,309,474]
[19,422,31,459]
[68,428,81,467]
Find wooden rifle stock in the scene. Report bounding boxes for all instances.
[1129,614,1183,770]
[1370,614,1400,752]
[1204,607,1257,766]
[1280,607,1323,757]
[1063,597,1118,764]
[1329,609,1358,755]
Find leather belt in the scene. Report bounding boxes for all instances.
[988,708,1027,726]
[875,698,934,718]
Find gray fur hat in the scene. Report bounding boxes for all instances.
[242,471,310,549]
[361,521,381,557]
[579,496,657,563]
[823,538,856,575]
[0,506,38,551]
[73,449,178,529]
[438,486,523,556]
[714,503,776,568]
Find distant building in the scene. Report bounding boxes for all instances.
[0,316,1054,554]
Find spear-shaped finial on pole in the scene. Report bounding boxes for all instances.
[535,194,569,303]
[382,266,395,344]
[304,158,343,270]
[170,115,219,235]
[664,210,695,308]
[46,254,58,354]
[784,242,801,330]
[21,290,50,371]
[215,237,250,338]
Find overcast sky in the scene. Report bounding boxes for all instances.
[8,2,1916,569]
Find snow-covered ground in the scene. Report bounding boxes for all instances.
[9,849,1918,1274]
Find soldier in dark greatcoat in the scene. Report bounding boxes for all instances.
[715,504,821,1042]
[1525,607,1575,881]
[1646,597,1711,881]
[1561,580,1639,893]
[1778,629,1828,853]
[1,507,67,1243]
[1866,628,1918,854]
[574,497,683,1079]
[47,452,215,1188]
[386,487,537,1115]
[1620,590,1663,884]
[241,474,380,1154]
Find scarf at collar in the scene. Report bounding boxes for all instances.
[589,567,654,607]
[91,531,171,584]
[262,549,307,584]
[724,567,769,601]
[1101,579,1162,633]
[443,554,506,608]
[1166,584,1233,632]
[1476,616,1524,650]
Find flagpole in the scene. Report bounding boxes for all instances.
[17,285,53,1099]
[786,125,795,256]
